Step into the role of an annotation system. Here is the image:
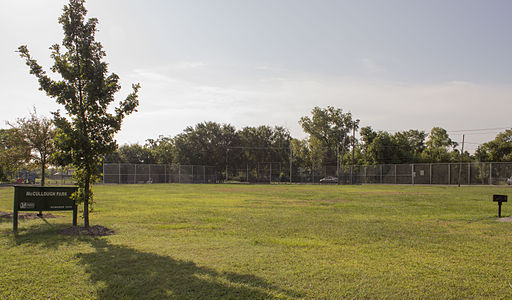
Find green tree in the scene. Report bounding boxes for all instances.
[118,144,155,164]
[8,108,55,186]
[0,128,31,181]
[393,129,426,163]
[18,0,140,227]
[299,106,357,167]
[145,135,174,164]
[173,122,238,176]
[475,129,512,162]
[423,127,457,162]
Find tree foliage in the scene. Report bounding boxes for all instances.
[8,108,55,186]
[475,129,512,162]
[423,127,458,162]
[18,0,139,227]
[0,128,31,181]
[299,106,357,167]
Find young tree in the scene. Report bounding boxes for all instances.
[8,108,55,186]
[18,0,140,227]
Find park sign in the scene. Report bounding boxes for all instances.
[13,186,78,232]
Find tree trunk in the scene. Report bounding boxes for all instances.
[84,173,90,228]
[41,156,45,187]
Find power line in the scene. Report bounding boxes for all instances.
[447,127,511,133]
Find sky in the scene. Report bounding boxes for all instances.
[2,0,512,153]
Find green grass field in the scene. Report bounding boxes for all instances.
[1,184,511,299]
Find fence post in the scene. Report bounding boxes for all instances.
[164,164,167,183]
[411,164,414,185]
[178,164,181,183]
[468,163,470,185]
[448,163,451,185]
[118,163,121,184]
[270,162,272,184]
[246,164,249,183]
[429,163,432,185]
[394,165,397,184]
[204,166,206,183]
[489,163,493,185]
[134,164,137,184]
[192,166,194,183]
[380,165,383,184]
[289,145,293,184]
[149,164,151,182]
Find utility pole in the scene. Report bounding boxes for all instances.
[458,134,465,187]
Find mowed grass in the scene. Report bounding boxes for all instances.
[0,184,511,299]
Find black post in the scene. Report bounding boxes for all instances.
[493,195,507,218]
[13,188,19,233]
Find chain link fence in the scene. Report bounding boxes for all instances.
[3,162,511,185]
[330,162,512,185]
[0,168,75,185]
[225,162,512,185]
[103,163,218,184]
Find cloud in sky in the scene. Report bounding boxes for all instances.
[112,62,512,152]
[2,0,512,153]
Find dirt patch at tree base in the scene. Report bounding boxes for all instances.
[59,225,115,236]
[497,216,512,223]
[0,211,62,220]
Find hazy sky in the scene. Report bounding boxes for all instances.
[2,0,512,152]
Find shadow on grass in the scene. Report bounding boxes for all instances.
[12,226,303,299]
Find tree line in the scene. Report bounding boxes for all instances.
[100,106,511,170]
[3,106,511,181]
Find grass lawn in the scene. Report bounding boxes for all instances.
[0,184,511,299]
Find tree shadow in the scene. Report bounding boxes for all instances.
[12,228,303,299]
